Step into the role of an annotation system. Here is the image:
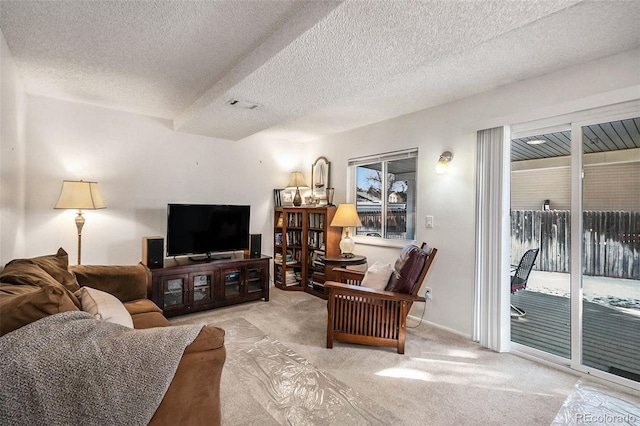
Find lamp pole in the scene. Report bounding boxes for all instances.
[75,210,85,265]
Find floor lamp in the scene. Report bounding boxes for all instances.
[54,180,105,265]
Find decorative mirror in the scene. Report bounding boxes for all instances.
[311,157,330,202]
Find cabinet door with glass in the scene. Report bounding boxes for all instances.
[220,266,243,300]
[246,264,269,300]
[158,273,189,313]
[190,271,215,307]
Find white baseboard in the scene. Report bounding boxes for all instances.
[407,314,472,339]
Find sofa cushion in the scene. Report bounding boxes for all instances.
[0,285,79,336]
[0,283,41,296]
[131,312,171,329]
[124,298,163,316]
[71,264,149,302]
[385,245,428,294]
[0,261,81,308]
[75,287,134,328]
[3,248,80,292]
[1,261,65,288]
[29,248,80,292]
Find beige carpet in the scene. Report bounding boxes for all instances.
[203,317,399,425]
[170,289,640,425]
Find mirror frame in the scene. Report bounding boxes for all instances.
[311,156,331,201]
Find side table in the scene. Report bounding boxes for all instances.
[322,255,367,283]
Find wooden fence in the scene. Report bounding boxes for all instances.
[511,210,640,280]
[355,206,408,240]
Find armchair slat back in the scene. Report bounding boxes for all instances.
[326,242,437,354]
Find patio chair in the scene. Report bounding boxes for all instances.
[325,243,436,354]
[510,248,539,317]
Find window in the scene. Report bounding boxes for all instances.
[349,149,417,241]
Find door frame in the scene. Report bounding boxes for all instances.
[508,100,640,390]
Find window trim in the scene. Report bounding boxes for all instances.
[348,148,418,245]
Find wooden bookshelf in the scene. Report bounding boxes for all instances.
[273,206,341,298]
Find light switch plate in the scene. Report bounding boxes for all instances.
[425,215,434,229]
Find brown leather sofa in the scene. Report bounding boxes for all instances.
[0,249,225,425]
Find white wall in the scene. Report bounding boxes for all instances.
[314,48,640,336]
[21,96,305,265]
[8,46,640,336]
[0,29,26,263]
[512,161,640,211]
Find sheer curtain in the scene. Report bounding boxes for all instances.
[473,127,511,352]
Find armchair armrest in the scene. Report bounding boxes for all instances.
[70,263,151,303]
[324,281,426,303]
[332,267,365,284]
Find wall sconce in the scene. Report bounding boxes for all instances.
[54,180,106,264]
[435,151,453,175]
[286,171,308,207]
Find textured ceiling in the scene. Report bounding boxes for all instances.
[1,0,639,142]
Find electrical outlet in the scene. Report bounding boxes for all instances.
[424,287,432,300]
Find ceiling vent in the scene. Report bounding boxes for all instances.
[226,98,260,110]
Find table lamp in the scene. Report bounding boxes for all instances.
[54,180,105,264]
[330,203,362,258]
[287,171,308,207]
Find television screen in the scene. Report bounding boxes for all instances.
[167,204,250,257]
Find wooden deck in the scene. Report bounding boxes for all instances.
[510,290,640,382]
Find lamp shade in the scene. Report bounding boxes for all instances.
[330,204,362,227]
[54,180,106,210]
[286,171,308,189]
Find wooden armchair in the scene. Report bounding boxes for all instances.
[325,243,437,354]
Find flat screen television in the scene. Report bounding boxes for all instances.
[167,204,250,260]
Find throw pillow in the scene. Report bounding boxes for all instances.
[2,248,80,292]
[0,260,82,308]
[29,248,80,292]
[75,287,134,329]
[360,261,394,291]
[0,285,79,336]
[385,245,428,294]
[0,262,61,288]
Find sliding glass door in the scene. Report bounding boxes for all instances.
[578,117,640,383]
[510,126,572,360]
[510,108,639,388]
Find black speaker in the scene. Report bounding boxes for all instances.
[142,236,164,269]
[250,234,261,258]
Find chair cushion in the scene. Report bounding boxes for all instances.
[385,245,428,294]
[360,261,393,290]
